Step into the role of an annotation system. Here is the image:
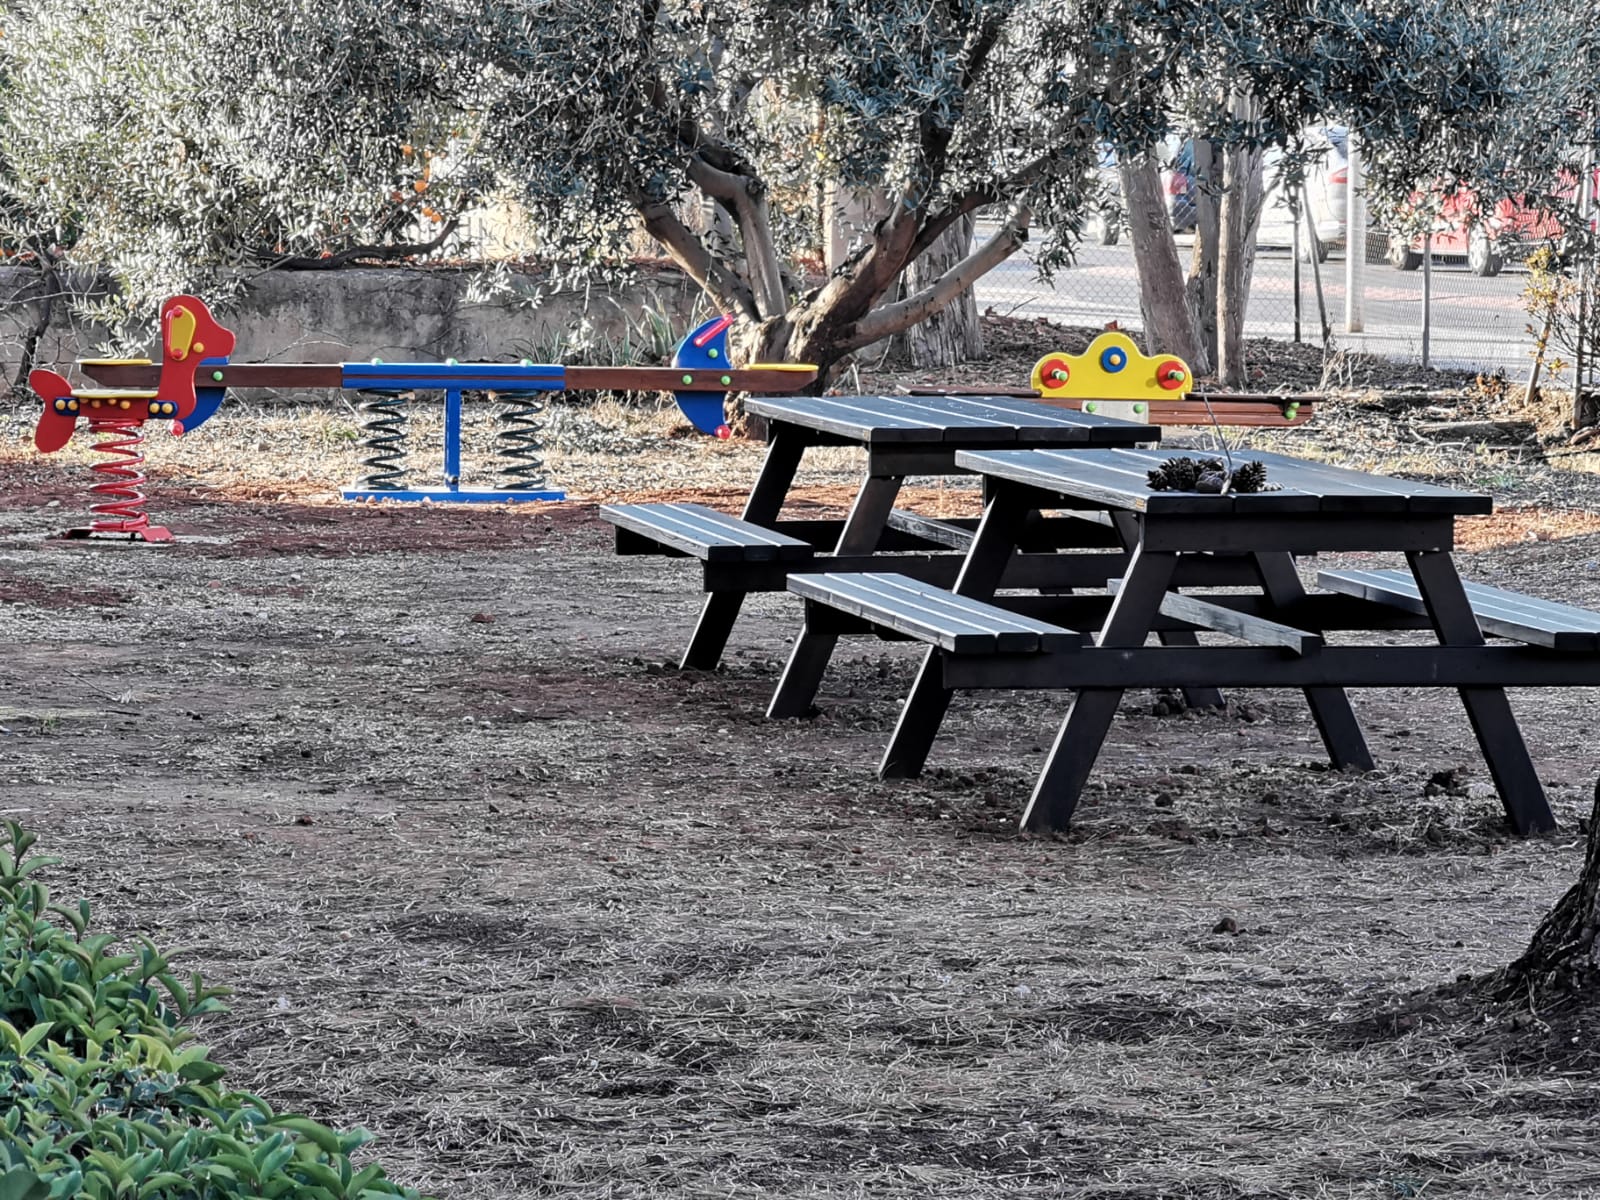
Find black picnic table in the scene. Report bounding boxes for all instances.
[782,446,1600,835]
[618,392,1161,671]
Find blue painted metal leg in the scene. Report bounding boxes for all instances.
[443,389,463,489]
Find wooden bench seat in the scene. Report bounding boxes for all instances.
[1318,568,1600,651]
[790,572,1080,654]
[601,503,815,563]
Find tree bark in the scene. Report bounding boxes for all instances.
[1492,779,1600,1004]
[1215,100,1266,388]
[893,213,983,368]
[1121,154,1203,365]
[1185,139,1220,374]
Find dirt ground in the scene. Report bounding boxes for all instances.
[4,332,1600,1197]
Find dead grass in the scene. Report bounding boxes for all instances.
[2,341,1600,1198]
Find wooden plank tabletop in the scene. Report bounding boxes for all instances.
[953,447,1494,516]
[744,393,1157,446]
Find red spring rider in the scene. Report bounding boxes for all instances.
[31,296,236,542]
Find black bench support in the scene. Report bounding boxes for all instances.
[682,427,812,668]
[1018,544,1180,830]
[1406,550,1556,835]
[1254,552,1375,772]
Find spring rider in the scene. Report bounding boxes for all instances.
[31,295,235,542]
[1029,331,1191,423]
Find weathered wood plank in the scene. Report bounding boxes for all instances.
[789,572,1080,654]
[600,503,814,562]
[1317,568,1600,651]
[1106,582,1324,655]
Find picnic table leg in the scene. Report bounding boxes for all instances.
[880,484,1031,778]
[768,473,905,717]
[1253,552,1376,771]
[1110,513,1223,710]
[682,428,811,670]
[1019,544,1178,830]
[1406,549,1556,835]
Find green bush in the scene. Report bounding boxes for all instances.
[0,823,432,1200]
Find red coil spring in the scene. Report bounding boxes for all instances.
[84,417,155,536]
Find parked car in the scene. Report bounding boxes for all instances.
[1081,139,1197,244]
[1385,186,1567,276]
[1255,127,1350,261]
[1162,140,1199,232]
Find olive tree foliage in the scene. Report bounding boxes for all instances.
[461,0,1163,375]
[1112,0,1576,385]
[3,0,1583,382]
[0,0,477,342]
[0,0,1175,373]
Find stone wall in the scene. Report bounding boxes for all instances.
[0,265,704,391]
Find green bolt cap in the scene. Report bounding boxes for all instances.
[708,348,720,359]
[1133,402,1146,413]
[1085,402,1098,413]
[721,375,732,386]
[446,357,458,366]
[211,370,225,382]
[682,374,694,385]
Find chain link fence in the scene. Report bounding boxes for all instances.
[972,223,1545,383]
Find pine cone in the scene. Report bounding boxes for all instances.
[1230,460,1270,493]
[1195,470,1227,493]
[1147,455,1222,491]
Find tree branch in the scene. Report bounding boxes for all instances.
[846,207,1031,349]
[632,191,760,319]
[255,218,460,270]
[685,155,787,317]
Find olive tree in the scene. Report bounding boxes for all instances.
[1492,782,1600,1007]
[458,0,1153,376]
[1116,0,1576,386]
[0,0,1173,375]
[1,0,1584,387]
[0,0,476,339]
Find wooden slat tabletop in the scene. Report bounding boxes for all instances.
[953,448,1494,516]
[744,393,1155,446]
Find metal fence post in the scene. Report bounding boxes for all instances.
[1421,234,1433,369]
[1344,132,1365,333]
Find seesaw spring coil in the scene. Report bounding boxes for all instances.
[495,392,551,490]
[353,388,410,490]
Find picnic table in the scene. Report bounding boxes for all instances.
[601,393,1163,672]
[781,446,1600,835]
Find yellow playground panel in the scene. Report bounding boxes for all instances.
[1029,332,1311,427]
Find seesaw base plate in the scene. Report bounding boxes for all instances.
[341,486,567,504]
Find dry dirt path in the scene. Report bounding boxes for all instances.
[3,435,1600,1196]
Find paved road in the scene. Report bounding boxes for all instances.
[974,239,1539,376]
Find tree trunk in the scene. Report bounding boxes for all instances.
[1493,779,1600,1003]
[1215,102,1266,388]
[824,181,888,273]
[1185,139,1220,374]
[893,213,983,368]
[1122,154,1203,365]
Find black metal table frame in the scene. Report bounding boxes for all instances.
[679,394,1164,673]
[873,451,1584,836]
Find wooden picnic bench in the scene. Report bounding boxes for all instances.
[599,392,1157,670]
[776,446,1600,836]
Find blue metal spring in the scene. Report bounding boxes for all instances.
[353,388,409,490]
[495,393,551,490]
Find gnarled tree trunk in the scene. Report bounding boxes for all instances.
[893,213,983,368]
[1492,779,1600,1003]
[1185,139,1221,373]
[1216,97,1266,388]
[1121,154,1204,367]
